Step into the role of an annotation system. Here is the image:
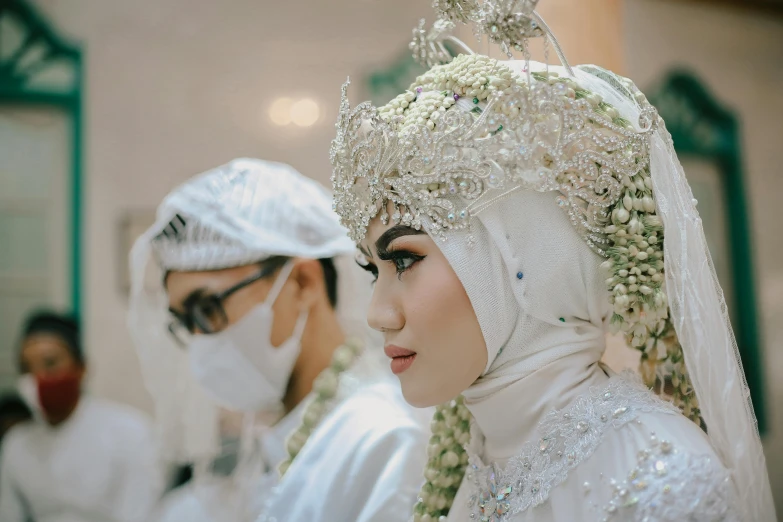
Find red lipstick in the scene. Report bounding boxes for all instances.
[384,345,417,375]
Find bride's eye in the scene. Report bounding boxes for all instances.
[382,251,425,278]
[392,255,417,273]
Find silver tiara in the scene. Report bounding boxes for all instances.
[330,54,659,256]
[432,0,546,54]
[410,18,458,68]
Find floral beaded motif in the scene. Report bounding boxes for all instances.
[473,466,513,521]
[599,435,737,522]
[466,375,679,520]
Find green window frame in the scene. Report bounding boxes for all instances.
[0,0,83,316]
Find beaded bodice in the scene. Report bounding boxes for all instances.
[462,375,736,521]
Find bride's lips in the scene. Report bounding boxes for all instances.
[384,345,417,375]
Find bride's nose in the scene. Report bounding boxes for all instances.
[366,279,404,334]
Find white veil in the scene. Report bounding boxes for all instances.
[571,66,775,520]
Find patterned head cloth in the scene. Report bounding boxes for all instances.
[128,158,363,463]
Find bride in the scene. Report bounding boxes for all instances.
[329,3,776,521]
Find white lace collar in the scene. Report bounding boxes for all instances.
[465,374,679,520]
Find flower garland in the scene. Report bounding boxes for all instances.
[586,76,699,422]
[278,337,363,476]
[379,54,516,130]
[413,396,472,522]
[383,55,701,521]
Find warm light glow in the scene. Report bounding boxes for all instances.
[269,98,293,126]
[290,98,320,127]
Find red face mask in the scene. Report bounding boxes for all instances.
[36,372,82,425]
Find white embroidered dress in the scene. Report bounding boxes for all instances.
[450,371,734,521]
[437,188,743,522]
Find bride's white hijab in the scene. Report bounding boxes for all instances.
[435,188,612,459]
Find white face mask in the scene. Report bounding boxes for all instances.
[188,261,308,412]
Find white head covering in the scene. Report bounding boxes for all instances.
[149,158,355,271]
[433,62,613,404]
[437,188,609,398]
[128,158,362,462]
[431,60,775,518]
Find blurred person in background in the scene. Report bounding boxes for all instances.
[0,394,31,443]
[128,158,429,522]
[0,311,163,522]
[0,394,31,503]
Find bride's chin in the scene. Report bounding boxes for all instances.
[399,379,440,409]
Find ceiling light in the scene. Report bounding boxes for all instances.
[269,98,293,126]
[290,98,320,127]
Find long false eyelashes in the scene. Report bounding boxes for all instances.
[377,249,424,263]
[356,249,426,283]
[379,249,426,279]
[356,259,379,282]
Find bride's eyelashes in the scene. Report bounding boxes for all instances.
[356,260,379,283]
[378,249,426,279]
[357,250,426,283]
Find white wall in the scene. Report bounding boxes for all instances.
[29,0,783,508]
[624,0,783,510]
[33,0,431,411]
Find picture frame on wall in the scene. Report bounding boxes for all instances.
[117,210,158,295]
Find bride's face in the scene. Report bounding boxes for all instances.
[359,211,487,408]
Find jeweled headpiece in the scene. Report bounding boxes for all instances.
[331,0,698,425]
[331,54,658,257]
[330,20,695,446]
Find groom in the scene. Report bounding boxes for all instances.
[132,158,429,522]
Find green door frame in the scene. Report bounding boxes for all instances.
[0,0,83,316]
[648,71,766,433]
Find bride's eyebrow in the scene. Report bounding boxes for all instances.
[358,244,373,260]
[375,225,425,257]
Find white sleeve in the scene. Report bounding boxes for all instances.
[261,390,430,522]
[264,421,428,522]
[110,418,165,522]
[0,440,27,522]
[340,423,428,522]
[565,411,739,522]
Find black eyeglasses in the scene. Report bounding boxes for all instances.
[167,260,283,346]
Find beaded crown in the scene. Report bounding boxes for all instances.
[330,54,659,258]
